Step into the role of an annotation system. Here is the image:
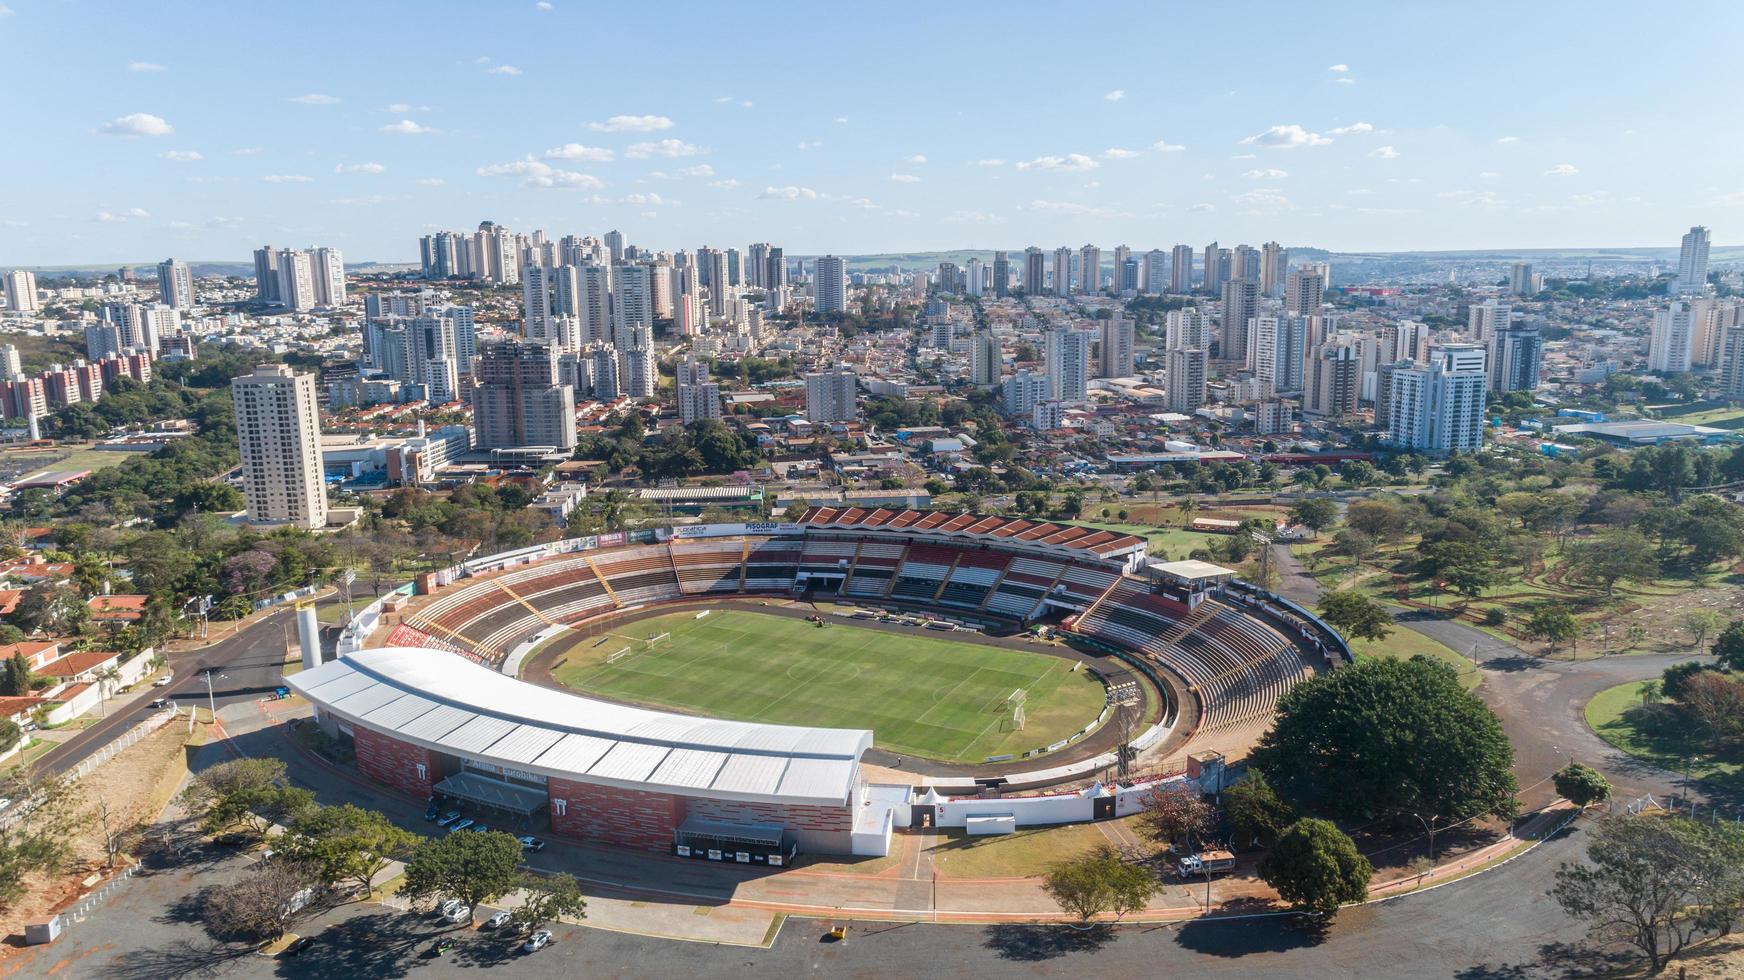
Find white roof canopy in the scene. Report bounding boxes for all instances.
[289,647,871,807]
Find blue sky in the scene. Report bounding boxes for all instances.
[3,1,1740,265]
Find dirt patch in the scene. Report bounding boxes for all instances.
[0,721,196,946]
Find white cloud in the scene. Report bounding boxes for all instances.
[1231,188,1294,213]
[1102,148,1141,160]
[416,177,446,186]
[1015,153,1099,172]
[161,150,202,161]
[98,112,173,137]
[381,119,437,135]
[1189,203,1216,212]
[536,1,553,8]
[1027,199,1128,218]
[889,173,921,183]
[95,211,129,223]
[1497,136,1521,144]
[675,164,714,178]
[335,162,386,174]
[476,156,603,189]
[905,154,927,164]
[128,61,166,72]
[544,142,614,162]
[232,147,264,156]
[1327,63,1350,73]
[587,114,674,133]
[1478,171,1500,179]
[1152,139,1186,153]
[1240,124,1330,148]
[795,140,823,150]
[625,138,700,159]
[833,116,849,124]
[1103,89,1125,101]
[709,178,740,189]
[263,174,314,183]
[976,158,1005,167]
[0,5,14,16]
[487,65,523,76]
[758,185,819,200]
[1242,168,1288,178]
[1334,77,1357,85]
[622,192,671,206]
[1327,121,1374,135]
[1544,163,1580,177]
[289,93,340,105]
[1370,145,1400,159]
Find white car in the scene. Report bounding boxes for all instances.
[0,799,12,812]
[523,930,552,952]
[154,674,173,687]
[485,910,512,929]
[435,898,464,919]
[442,903,472,925]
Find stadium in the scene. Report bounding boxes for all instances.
[287,507,1349,863]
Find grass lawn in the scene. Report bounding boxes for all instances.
[929,819,1116,878]
[0,444,147,476]
[547,610,1109,764]
[1585,682,1743,787]
[1351,628,1482,690]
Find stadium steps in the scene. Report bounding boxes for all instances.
[977,562,1012,613]
[840,539,866,592]
[1027,564,1070,620]
[585,556,622,607]
[738,539,750,593]
[932,551,963,603]
[882,543,909,598]
[494,579,557,627]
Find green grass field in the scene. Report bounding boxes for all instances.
[546,610,1109,764]
[1585,682,1743,788]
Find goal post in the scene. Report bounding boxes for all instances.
[644,631,670,648]
[606,646,633,664]
[1007,688,1027,731]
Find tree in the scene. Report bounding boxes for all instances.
[1524,607,1580,655]
[1680,609,1727,655]
[0,653,28,697]
[200,858,320,944]
[1041,845,1159,926]
[1553,813,1734,974]
[1553,762,1611,808]
[180,757,312,837]
[1317,590,1393,643]
[1289,498,1337,537]
[1564,530,1658,596]
[1344,498,1409,544]
[180,758,288,824]
[1224,771,1294,847]
[1661,660,1716,701]
[1141,782,1215,850]
[509,872,588,936]
[1257,818,1371,919]
[1251,657,1518,824]
[1679,672,1744,752]
[283,804,420,897]
[1714,619,1744,672]
[401,830,524,926]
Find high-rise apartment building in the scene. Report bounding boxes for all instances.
[232,364,327,529]
[1387,344,1488,455]
[3,270,38,314]
[1650,301,1695,373]
[1044,327,1091,402]
[814,255,847,316]
[1303,337,1362,419]
[522,263,554,343]
[1078,245,1101,294]
[157,258,194,309]
[1252,315,1306,395]
[1023,247,1047,294]
[1165,348,1207,413]
[674,357,721,424]
[1260,242,1287,297]
[1508,262,1536,296]
[1488,324,1543,393]
[277,249,316,311]
[1170,244,1194,293]
[991,251,1010,297]
[252,246,280,304]
[1052,247,1072,298]
[1719,326,1744,403]
[804,367,857,422]
[470,340,576,451]
[970,331,1001,387]
[611,264,653,347]
[311,247,345,306]
[1165,307,1212,351]
[1675,225,1711,295]
[1284,265,1326,315]
[1098,316,1135,378]
[1221,278,1258,364]
[1142,250,1168,295]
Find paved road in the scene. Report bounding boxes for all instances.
[33,607,305,776]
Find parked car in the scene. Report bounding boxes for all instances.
[282,936,317,957]
[447,818,475,834]
[468,823,489,834]
[518,836,546,853]
[442,903,472,925]
[485,910,512,930]
[154,673,174,687]
[435,898,466,920]
[424,802,441,821]
[435,810,462,827]
[523,930,552,952]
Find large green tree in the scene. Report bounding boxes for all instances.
[401,830,524,927]
[509,872,589,936]
[1257,818,1371,919]
[282,804,420,897]
[1250,657,1518,823]
[1318,590,1393,643]
[1041,845,1159,925]
[1223,771,1294,847]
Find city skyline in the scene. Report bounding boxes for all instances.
[4,1,1741,264]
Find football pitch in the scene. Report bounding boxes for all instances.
[545,609,1110,764]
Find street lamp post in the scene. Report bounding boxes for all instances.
[202,668,227,722]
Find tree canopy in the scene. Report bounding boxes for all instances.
[1250,656,1518,823]
[1257,818,1371,919]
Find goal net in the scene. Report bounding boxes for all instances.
[644,632,670,648]
[606,646,633,664]
[1007,689,1027,732]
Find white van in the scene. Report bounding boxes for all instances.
[1176,850,1236,877]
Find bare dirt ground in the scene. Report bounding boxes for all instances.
[0,721,197,950]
